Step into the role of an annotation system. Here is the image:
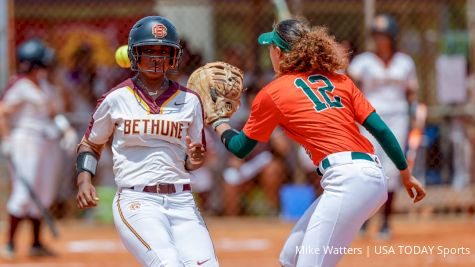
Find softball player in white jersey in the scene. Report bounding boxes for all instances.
[1,39,77,259]
[348,14,419,237]
[75,16,217,267]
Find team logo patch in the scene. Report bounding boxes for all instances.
[128,201,141,211]
[152,23,167,39]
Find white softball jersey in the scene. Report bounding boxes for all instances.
[84,78,205,188]
[348,52,418,115]
[2,77,59,138]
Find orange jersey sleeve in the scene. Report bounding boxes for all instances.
[241,73,374,165]
[243,90,282,142]
[350,82,375,125]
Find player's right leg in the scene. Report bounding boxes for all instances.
[5,133,43,257]
[113,189,184,267]
[279,197,321,267]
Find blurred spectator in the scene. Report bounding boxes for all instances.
[220,82,294,215]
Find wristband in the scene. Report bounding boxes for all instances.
[76,152,98,176]
[211,118,230,130]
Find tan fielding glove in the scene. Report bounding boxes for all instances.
[187,62,244,128]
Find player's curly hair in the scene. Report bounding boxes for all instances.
[276,19,346,74]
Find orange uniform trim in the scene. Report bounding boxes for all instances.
[117,192,151,250]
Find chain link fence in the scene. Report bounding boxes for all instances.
[0,0,474,220]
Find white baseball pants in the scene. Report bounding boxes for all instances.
[279,152,388,267]
[113,189,218,267]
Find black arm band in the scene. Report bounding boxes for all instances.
[76,152,98,176]
[221,128,240,148]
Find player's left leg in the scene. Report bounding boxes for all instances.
[6,134,44,256]
[27,216,55,257]
[168,192,218,267]
[26,138,60,256]
[290,159,388,267]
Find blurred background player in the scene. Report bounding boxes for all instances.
[348,14,422,238]
[0,38,77,259]
[75,16,218,266]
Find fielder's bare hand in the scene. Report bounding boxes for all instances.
[400,168,426,203]
[76,172,99,209]
[185,136,206,170]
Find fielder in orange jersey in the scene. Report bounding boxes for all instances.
[210,19,426,267]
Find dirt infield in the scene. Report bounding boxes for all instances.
[0,216,474,267]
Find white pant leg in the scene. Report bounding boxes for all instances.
[167,192,218,267]
[7,133,45,218]
[113,189,183,267]
[281,160,388,267]
[280,197,321,267]
[362,113,409,191]
[36,138,63,211]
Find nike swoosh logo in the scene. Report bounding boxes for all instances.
[197,258,211,265]
[174,102,186,106]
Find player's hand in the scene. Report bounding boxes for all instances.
[400,169,426,203]
[185,136,206,165]
[76,172,99,209]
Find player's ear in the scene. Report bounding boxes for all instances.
[270,44,282,57]
[274,45,284,58]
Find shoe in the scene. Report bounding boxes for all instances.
[378,226,391,240]
[0,244,15,260]
[28,244,56,257]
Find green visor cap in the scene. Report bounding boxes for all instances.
[258,30,291,52]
